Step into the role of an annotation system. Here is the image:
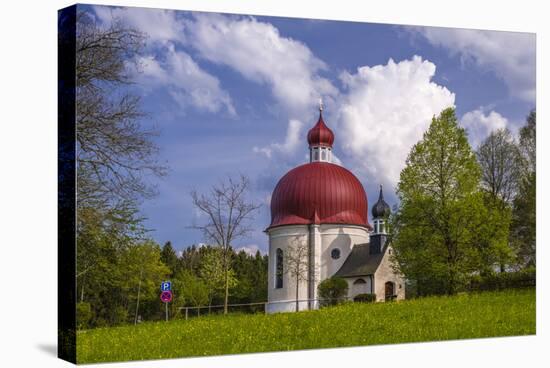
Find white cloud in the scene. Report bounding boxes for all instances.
[93,6,235,115]
[411,27,535,102]
[235,244,264,256]
[136,48,236,115]
[185,14,340,159]
[253,119,303,158]
[93,6,184,44]
[185,13,338,117]
[337,56,455,187]
[460,108,508,148]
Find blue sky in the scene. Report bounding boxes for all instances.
[87,5,536,255]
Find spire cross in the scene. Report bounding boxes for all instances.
[318,97,324,112]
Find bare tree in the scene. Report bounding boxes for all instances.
[76,10,166,211]
[284,237,310,312]
[476,128,522,206]
[519,110,536,174]
[190,175,261,314]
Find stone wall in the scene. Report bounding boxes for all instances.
[373,245,406,301]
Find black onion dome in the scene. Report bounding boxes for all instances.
[371,185,391,218]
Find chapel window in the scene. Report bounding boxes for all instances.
[276,248,283,289]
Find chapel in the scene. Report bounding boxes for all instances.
[266,104,405,313]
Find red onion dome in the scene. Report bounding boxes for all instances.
[269,162,371,230]
[307,113,334,148]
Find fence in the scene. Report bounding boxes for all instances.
[176,296,369,320]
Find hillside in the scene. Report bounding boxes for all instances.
[77,288,535,363]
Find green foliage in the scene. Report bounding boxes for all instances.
[199,247,235,305]
[392,108,497,295]
[172,270,209,308]
[353,293,376,303]
[469,267,536,291]
[160,241,179,276]
[119,241,171,324]
[230,250,268,308]
[77,289,535,363]
[468,193,514,275]
[511,110,536,268]
[512,172,536,267]
[318,277,349,306]
[76,303,92,330]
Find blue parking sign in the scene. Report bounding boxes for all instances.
[161,281,171,291]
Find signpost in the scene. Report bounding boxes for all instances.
[160,281,172,321]
[161,281,171,292]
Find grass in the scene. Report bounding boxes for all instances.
[77,288,535,364]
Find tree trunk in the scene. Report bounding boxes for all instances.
[447,262,456,295]
[295,279,299,312]
[80,277,85,303]
[223,251,229,315]
[134,267,143,325]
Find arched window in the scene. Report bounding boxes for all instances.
[353,278,366,285]
[275,248,283,289]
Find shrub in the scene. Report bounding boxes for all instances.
[111,306,129,326]
[469,267,536,291]
[318,277,349,307]
[353,293,376,303]
[76,302,92,330]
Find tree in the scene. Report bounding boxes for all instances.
[317,277,349,307]
[118,241,170,325]
[199,247,236,309]
[477,128,522,206]
[215,248,269,310]
[75,9,166,327]
[283,237,310,312]
[161,241,179,276]
[172,270,209,313]
[190,175,261,314]
[76,10,165,210]
[392,108,492,295]
[519,110,536,174]
[476,129,520,271]
[511,110,536,267]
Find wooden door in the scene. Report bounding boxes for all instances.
[385,282,394,301]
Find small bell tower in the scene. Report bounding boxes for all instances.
[370,185,391,254]
[307,99,335,163]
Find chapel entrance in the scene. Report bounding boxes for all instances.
[384,281,395,301]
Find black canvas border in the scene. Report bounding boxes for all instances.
[58,4,77,364]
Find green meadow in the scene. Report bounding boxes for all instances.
[77,288,535,364]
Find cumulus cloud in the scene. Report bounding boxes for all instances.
[135,48,235,115]
[410,27,536,102]
[93,6,184,44]
[460,108,508,148]
[253,119,303,158]
[93,6,235,115]
[235,244,264,256]
[185,13,338,117]
[183,13,342,159]
[337,55,455,187]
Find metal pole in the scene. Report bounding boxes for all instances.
[185,308,188,320]
[165,302,168,321]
